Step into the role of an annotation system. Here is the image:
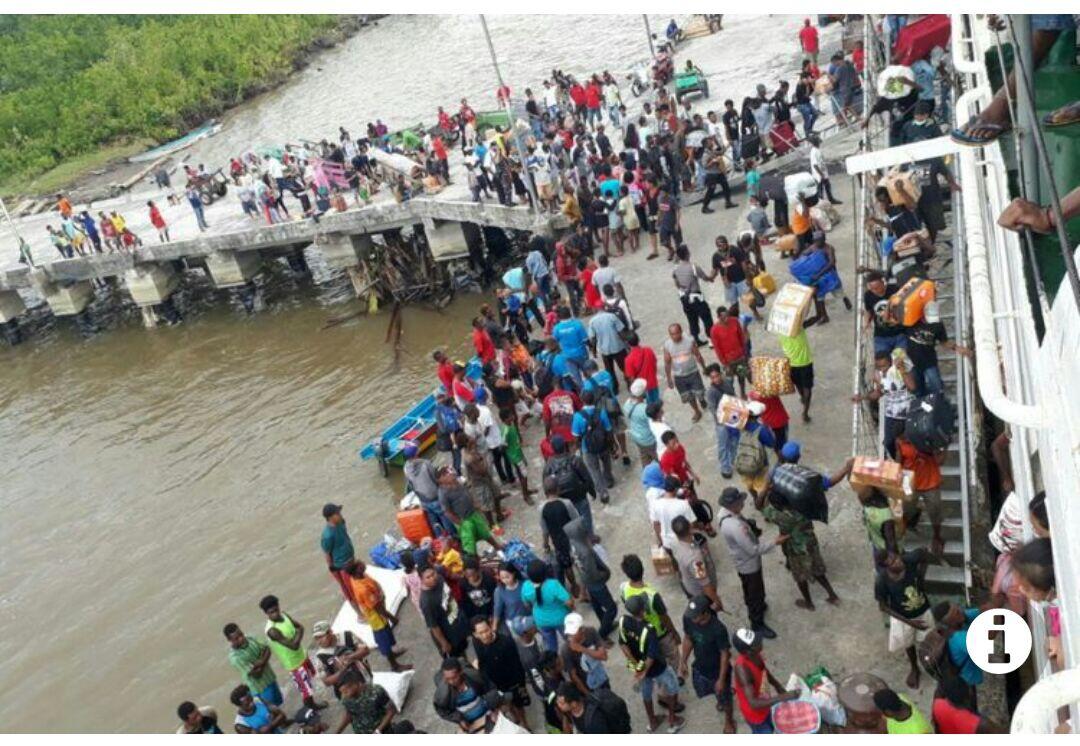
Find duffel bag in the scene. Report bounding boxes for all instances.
[904,393,954,451]
[771,463,828,523]
[790,249,830,287]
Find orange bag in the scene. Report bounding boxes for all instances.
[888,277,936,326]
[397,509,433,544]
[332,194,348,212]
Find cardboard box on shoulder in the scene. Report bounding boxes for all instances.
[850,457,904,490]
[767,282,814,337]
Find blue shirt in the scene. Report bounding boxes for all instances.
[553,319,589,361]
[947,608,984,686]
[582,371,615,397]
[600,178,622,200]
[521,578,571,629]
[526,250,549,280]
[320,521,355,570]
[571,405,612,452]
[625,399,656,447]
[910,60,936,102]
[493,583,529,626]
[588,312,626,355]
[550,353,570,379]
[236,699,279,733]
[503,267,526,293]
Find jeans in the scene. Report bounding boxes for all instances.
[586,107,602,127]
[601,350,628,394]
[530,118,544,141]
[797,103,818,136]
[608,105,622,129]
[571,497,595,537]
[646,388,661,405]
[422,499,458,538]
[716,424,739,475]
[583,450,614,501]
[192,204,208,230]
[564,355,586,389]
[563,279,583,315]
[884,416,906,460]
[640,665,681,702]
[586,582,618,639]
[873,333,907,356]
[539,625,563,652]
[915,364,943,397]
[490,445,514,483]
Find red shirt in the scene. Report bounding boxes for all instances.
[852,47,865,72]
[624,346,659,390]
[558,129,574,149]
[585,83,602,109]
[149,206,166,229]
[432,137,447,161]
[659,443,690,483]
[555,247,578,282]
[753,394,789,430]
[460,105,476,124]
[799,25,819,53]
[932,698,980,734]
[569,84,586,106]
[436,360,455,393]
[472,327,496,365]
[438,110,453,131]
[452,378,475,407]
[542,388,581,442]
[709,318,747,366]
[539,437,555,461]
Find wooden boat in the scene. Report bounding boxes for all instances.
[128,120,223,163]
[358,390,439,471]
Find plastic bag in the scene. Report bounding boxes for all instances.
[373,670,415,711]
[788,672,846,727]
[399,492,422,510]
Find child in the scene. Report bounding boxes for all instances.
[399,550,423,613]
[463,436,506,529]
[499,406,536,505]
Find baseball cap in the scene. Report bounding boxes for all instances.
[321,503,342,519]
[510,616,536,636]
[312,620,332,637]
[781,441,802,462]
[733,627,758,653]
[630,378,648,397]
[294,707,321,726]
[663,475,682,493]
[687,594,712,616]
[563,612,585,635]
[720,487,746,508]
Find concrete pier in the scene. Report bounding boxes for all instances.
[0,289,25,322]
[204,250,263,289]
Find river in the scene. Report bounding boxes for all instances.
[0,14,818,732]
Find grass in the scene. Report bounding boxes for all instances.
[0,139,154,200]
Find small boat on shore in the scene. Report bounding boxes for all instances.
[128,120,224,163]
[358,391,439,473]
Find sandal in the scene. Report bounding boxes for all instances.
[1043,101,1080,128]
[950,116,1008,146]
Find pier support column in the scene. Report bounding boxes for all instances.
[41,280,95,317]
[314,233,374,271]
[205,251,262,289]
[421,219,470,261]
[0,290,26,345]
[124,263,181,328]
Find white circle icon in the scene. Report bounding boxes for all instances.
[966,608,1032,674]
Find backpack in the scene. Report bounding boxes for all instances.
[583,407,610,454]
[549,456,587,499]
[587,689,632,733]
[917,626,953,681]
[735,429,767,476]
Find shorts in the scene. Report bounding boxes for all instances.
[458,511,494,555]
[373,626,396,657]
[691,667,733,705]
[724,357,750,381]
[636,442,658,464]
[646,387,661,405]
[887,609,932,652]
[674,371,705,402]
[904,488,943,526]
[783,537,827,584]
[790,363,814,391]
[289,659,317,699]
[641,664,681,701]
[659,227,676,246]
[741,470,770,496]
[724,279,750,306]
[257,681,284,707]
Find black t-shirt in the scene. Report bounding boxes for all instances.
[712,246,748,284]
[886,204,923,237]
[541,499,575,558]
[863,284,901,337]
[420,581,469,651]
[794,82,812,106]
[658,194,678,231]
[473,631,526,690]
[721,110,740,142]
[904,321,947,370]
[874,549,930,619]
[682,612,731,680]
[461,573,497,622]
[772,94,792,123]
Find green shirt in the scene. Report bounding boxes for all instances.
[502,423,524,465]
[863,505,894,551]
[885,695,933,734]
[228,636,277,693]
[779,329,813,367]
[266,615,307,672]
[343,684,391,733]
[320,521,355,571]
[761,504,815,555]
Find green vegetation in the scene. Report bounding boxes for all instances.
[0,15,342,191]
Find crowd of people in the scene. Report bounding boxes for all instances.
[166,15,1067,736]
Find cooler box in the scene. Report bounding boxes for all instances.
[397,508,433,544]
[767,283,815,336]
[888,276,936,326]
[891,15,951,66]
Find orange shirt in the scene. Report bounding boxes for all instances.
[791,208,811,236]
[349,576,387,630]
[57,197,73,218]
[897,440,941,492]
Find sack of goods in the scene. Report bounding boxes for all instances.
[771,463,828,523]
[809,204,834,232]
[784,171,819,205]
[878,168,922,210]
[849,456,906,501]
[774,233,799,255]
[893,229,928,258]
[790,249,830,287]
[750,356,795,397]
[904,392,955,451]
[718,393,752,429]
[887,276,936,326]
[767,282,815,336]
[753,271,777,296]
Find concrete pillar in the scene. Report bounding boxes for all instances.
[314,233,374,271]
[0,290,26,323]
[205,250,262,288]
[422,219,469,261]
[42,281,95,317]
[124,263,179,306]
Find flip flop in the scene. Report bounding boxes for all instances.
[1043,101,1080,128]
[950,116,1008,146]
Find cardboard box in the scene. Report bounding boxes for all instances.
[851,457,904,490]
[651,546,675,576]
[718,394,751,429]
[767,282,814,337]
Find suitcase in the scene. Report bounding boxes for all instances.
[887,276,936,326]
[741,132,761,160]
[769,121,798,156]
[753,271,777,296]
[771,464,828,523]
[749,356,794,397]
[396,508,433,545]
[891,14,951,66]
[879,169,921,211]
[904,393,954,452]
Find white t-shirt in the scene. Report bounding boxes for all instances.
[592,266,620,291]
[464,404,504,449]
[266,158,285,179]
[650,497,696,550]
[809,146,825,183]
[649,419,673,457]
[544,87,559,108]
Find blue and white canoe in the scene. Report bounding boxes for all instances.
[128,120,224,163]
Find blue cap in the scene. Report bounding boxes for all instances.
[507,295,522,312]
[781,441,802,462]
[510,616,536,635]
[402,442,419,459]
[475,387,488,404]
[641,461,665,489]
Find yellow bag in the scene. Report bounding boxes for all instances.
[753,271,777,296]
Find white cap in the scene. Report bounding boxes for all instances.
[747,400,767,416]
[630,378,648,397]
[563,612,585,636]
